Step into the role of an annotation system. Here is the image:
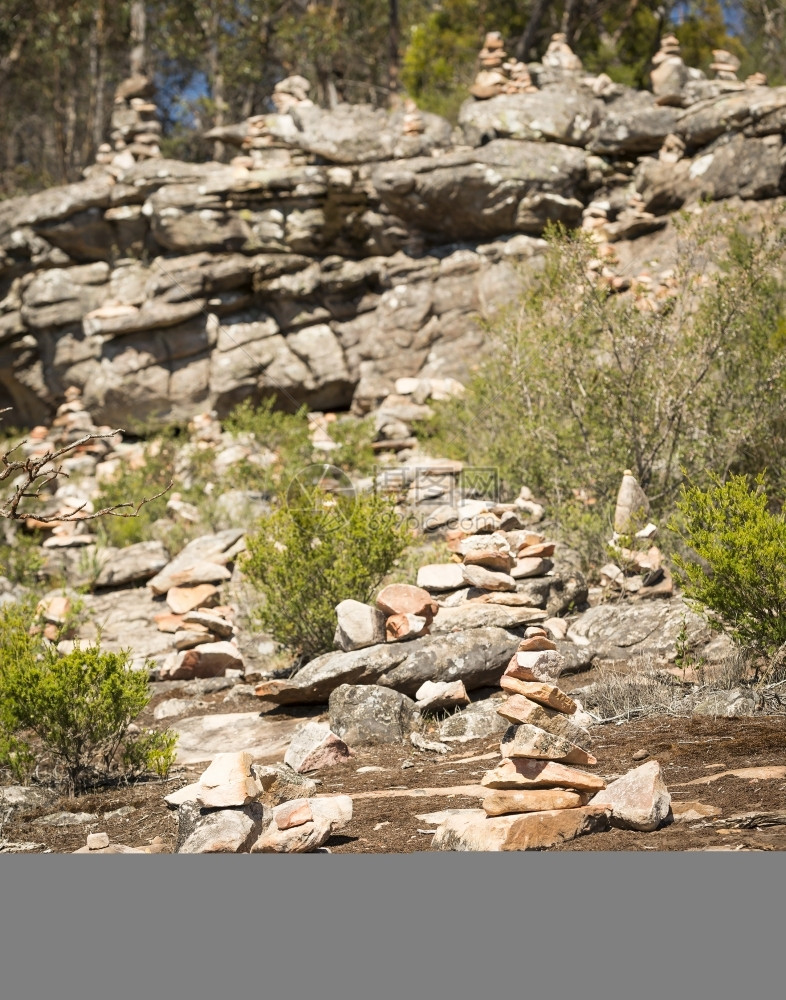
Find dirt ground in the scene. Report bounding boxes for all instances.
[3,714,785,854]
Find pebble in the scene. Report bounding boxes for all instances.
[632,749,649,761]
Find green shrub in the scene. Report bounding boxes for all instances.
[0,528,45,588]
[0,600,177,792]
[671,473,786,671]
[419,213,786,513]
[241,489,410,663]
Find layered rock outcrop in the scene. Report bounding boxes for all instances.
[1,66,784,427]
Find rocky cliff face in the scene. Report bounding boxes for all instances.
[1,77,785,427]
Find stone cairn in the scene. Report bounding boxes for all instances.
[542,32,583,75]
[470,31,537,99]
[95,75,162,173]
[710,49,741,82]
[402,98,426,136]
[219,76,314,169]
[650,34,688,103]
[600,470,671,599]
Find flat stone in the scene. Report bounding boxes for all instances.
[505,648,565,682]
[500,724,597,765]
[518,542,555,558]
[677,766,786,787]
[166,584,220,614]
[496,693,589,743]
[502,680,576,714]
[334,599,388,651]
[155,612,186,633]
[34,811,98,827]
[73,844,146,854]
[274,799,313,830]
[463,549,514,572]
[511,557,551,579]
[182,609,234,638]
[432,805,610,851]
[671,801,722,822]
[94,540,170,588]
[153,697,195,720]
[483,788,591,816]
[250,816,332,853]
[431,604,547,634]
[518,635,557,652]
[284,722,353,773]
[163,640,244,679]
[592,760,671,831]
[414,679,469,712]
[462,564,516,591]
[194,751,262,807]
[481,757,606,792]
[416,563,466,592]
[173,711,313,765]
[174,629,217,651]
[148,558,232,595]
[376,584,438,619]
[87,832,110,850]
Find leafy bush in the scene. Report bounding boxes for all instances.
[241,489,410,663]
[0,528,45,587]
[671,473,786,671]
[0,600,176,792]
[420,213,786,514]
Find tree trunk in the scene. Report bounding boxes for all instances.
[388,0,400,108]
[514,0,554,62]
[130,0,147,76]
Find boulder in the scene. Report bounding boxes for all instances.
[163,640,244,680]
[439,696,509,743]
[284,722,353,773]
[432,805,610,851]
[591,760,671,831]
[251,764,318,805]
[93,541,170,588]
[328,684,416,745]
[458,88,602,147]
[334,600,387,651]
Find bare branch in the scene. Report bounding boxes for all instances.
[0,413,172,522]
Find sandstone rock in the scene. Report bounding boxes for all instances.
[463,549,514,572]
[251,764,318,805]
[462,564,516,591]
[148,559,232,595]
[483,788,591,816]
[328,684,416,745]
[93,541,169,588]
[500,724,596,765]
[164,640,243,680]
[284,722,353,773]
[481,757,606,792]
[182,609,233,639]
[496,693,589,742]
[614,470,650,534]
[511,557,551,578]
[502,680,576,714]
[250,815,332,853]
[518,635,557,652]
[432,804,610,851]
[416,563,466,592]
[86,832,111,850]
[386,612,430,641]
[173,711,310,765]
[459,88,601,147]
[153,697,195,720]
[591,760,671,831]
[414,679,469,712]
[176,801,270,853]
[274,799,313,830]
[505,648,565,683]
[431,604,546,634]
[194,751,261,808]
[334,600,388,651]
[376,583,438,619]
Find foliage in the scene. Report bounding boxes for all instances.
[0,598,176,791]
[328,415,378,477]
[419,212,786,515]
[671,473,786,668]
[241,488,409,662]
[0,528,45,588]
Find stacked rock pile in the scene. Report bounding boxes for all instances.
[711,49,741,82]
[402,98,426,136]
[166,751,353,853]
[433,633,673,849]
[650,34,688,103]
[95,75,162,173]
[541,32,583,76]
[470,31,538,99]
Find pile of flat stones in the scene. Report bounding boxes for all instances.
[470,31,537,99]
[94,74,162,173]
[433,634,673,850]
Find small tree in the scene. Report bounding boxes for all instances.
[671,473,786,675]
[0,600,176,792]
[241,489,410,663]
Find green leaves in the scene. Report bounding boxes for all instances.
[0,600,176,791]
[241,488,409,662]
[671,473,786,665]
